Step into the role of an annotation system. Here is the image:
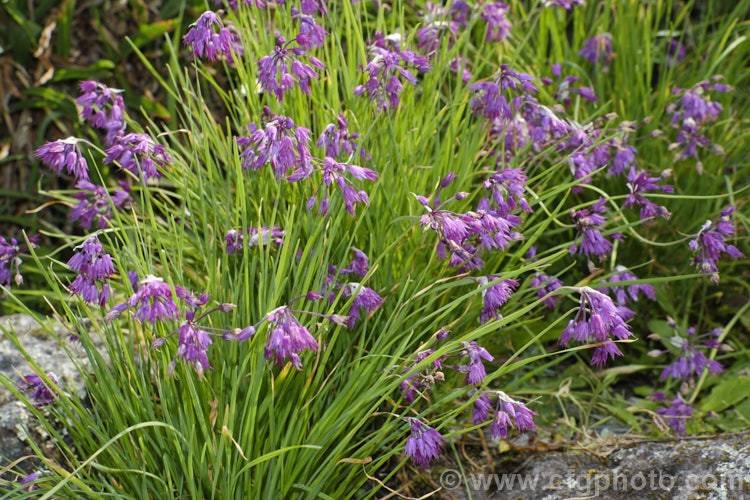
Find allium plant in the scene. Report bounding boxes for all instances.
[3,0,747,497]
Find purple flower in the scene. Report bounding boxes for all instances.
[559,287,634,367]
[569,198,623,260]
[400,349,444,402]
[579,33,612,67]
[69,180,132,230]
[455,341,494,385]
[104,133,172,180]
[0,235,38,288]
[477,275,518,324]
[449,56,472,82]
[479,2,512,41]
[404,418,444,469]
[263,306,319,369]
[354,34,431,111]
[19,372,62,406]
[257,35,325,101]
[470,389,493,425]
[531,272,563,309]
[116,275,181,323]
[653,393,693,436]
[666,39,686,67]
[183,11,242,61]
[299,157,378,216]
[544,0,585,8]
[337,282,383,327]
[67,235,115,306]
[482,168,531,216]
[19,470,47,492]
[603,266,655,320]
[237,107,312,178]
[34,138,89,180]
[491,391,538,439]
[225,226,285,254]
[623,167,673,223]
[293,9,328,50]
[652,325,727,381]
[415,3,458,55]
[688,205,743,283]
[339,246,370,277]
[541,63,598,106]
[76,81,127,144]
[468,64,537,121]
[316,114,369,161]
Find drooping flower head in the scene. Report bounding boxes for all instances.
[263,305,320,369]
[469,64,538,122]
[602,266,655,320]
[297,157,378,216]
[354,33,431,111]
[225,226,285,254]
[688,205,743,283]
[623,167,673,223]
[449,55,472,82]
[257,35,325,101]
[0,234,39,289]
[531,272,563,309]
[482,168,532,217]
[455,341,494,385]
[67,235,116,306]
[399,349,444,402]
[652,392,693,436]
[650,323,728,381]
[479,2,512,41]
[404,418,444,469]
[490,391,538,439]
[558,286,634,367]
[34,138,89,181]
[237,107,312,179]
[332,282,383,327]
[19,372,62,406]
[183,11,242,61]
[316,114,369,161]
[476,275,518,324]
[104,133,172,181]
[76,81,127,144]
[568,198,623,260]
[579,33,612,67]
[69,180,132,230]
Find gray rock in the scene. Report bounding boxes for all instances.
[431,432,750,500]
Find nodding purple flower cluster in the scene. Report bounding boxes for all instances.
[602,266,655,321]
[299,157,378,216]
[316,114,369,161]
[415,172,522,273]
[225,226,285,254]
[67,235,115,306]
[69,180,132,230]
[469,64,538,122]
[415,3,459,56]
[0,235,38,289]
[479,2,512,41]
[667,78,731,171]
[652,392,693,436]
[666,39,686,67]
[354,33,431,111]
[579,33,613,68]
[543,0,585,8]
[449,56,472,82]
[76,81,127,145]
[531,272,563,309]
[476,275,518,324]
[623,167,673,223]
[19,372,62,406]
[649,322,728,382]
[183,11,242,62]
[688,205,743,283]
[541,63,598,107]
[399,349,444,403]
[568,198,623,261]
[471,390,538,440]
[326,248,383,327]
[291,8,327,50]
[225,292,334,370]
[106,274,194,324]
[257,35,325,101]
[559,286,633,367]
[237,107,312,178]
[104,133,172,181]
[18,470,47,492]
[481,168,532,217]
[34,138,89,181]
[404,418,444,469]
[456,341,495,385]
